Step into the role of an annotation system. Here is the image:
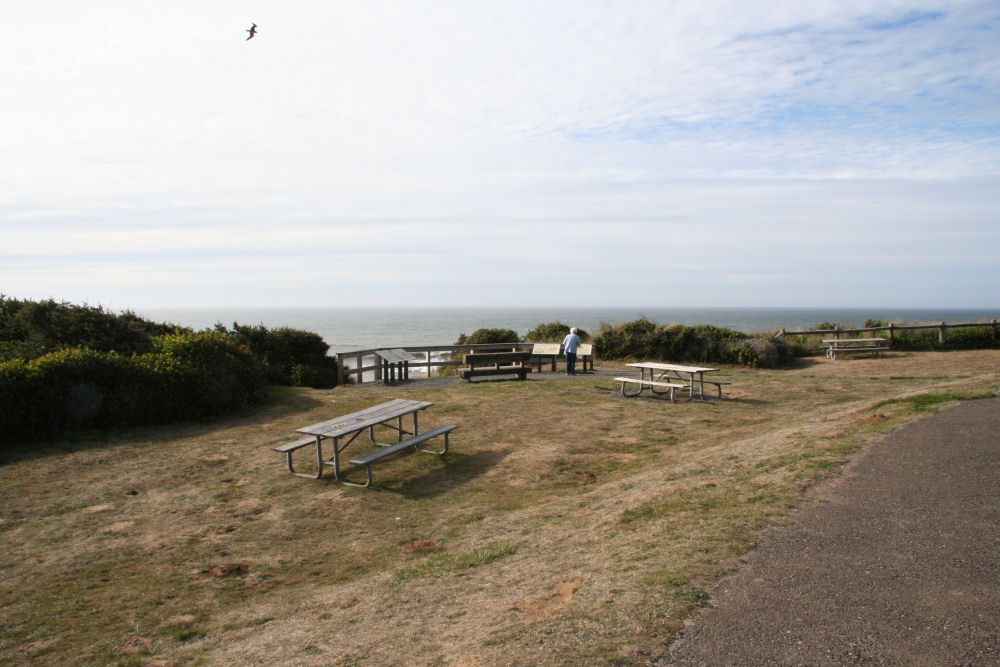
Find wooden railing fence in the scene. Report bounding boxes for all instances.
[778,320,998,345]
[336,343,535,385]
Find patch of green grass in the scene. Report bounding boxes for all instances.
[620,485,734,526]
[395,540,517,581]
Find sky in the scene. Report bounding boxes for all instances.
[2,0,999,309]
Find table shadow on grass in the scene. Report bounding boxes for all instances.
[370,447,514,499]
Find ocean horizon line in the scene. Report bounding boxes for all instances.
[137,306,998,354]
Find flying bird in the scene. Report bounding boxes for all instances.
[246,23,257,40]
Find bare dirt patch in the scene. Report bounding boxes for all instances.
[81,503,115,514]
[515,580,581,620]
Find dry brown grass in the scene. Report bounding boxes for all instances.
[2,350,998,665]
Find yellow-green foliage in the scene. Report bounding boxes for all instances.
[0,332,267,445]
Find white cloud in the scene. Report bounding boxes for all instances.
[2,0,999,308]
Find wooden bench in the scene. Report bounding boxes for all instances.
[823,338,889,360]
[458,351,533,382]
[346,424,457,488]
[614,377,687,402]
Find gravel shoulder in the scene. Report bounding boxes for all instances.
[661,396,1000,666]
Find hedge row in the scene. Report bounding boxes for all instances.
[454,323,591,345]
[217,323,338,388]
[784,323,999,355]
[0,296,183,360]
[889,326,998,351]
[0,332,268,445]
[592,320,791,369]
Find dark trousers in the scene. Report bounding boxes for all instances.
[565,352,577,375]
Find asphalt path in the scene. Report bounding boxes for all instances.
[661,397,1000,666]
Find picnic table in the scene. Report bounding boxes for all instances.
[620,362,728,400]
[823,338,889,359]
[274,398,456,487]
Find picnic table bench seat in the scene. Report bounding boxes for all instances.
[614,377,687,402]
[458,351,533,381]
[694,378,731,397]
[346,424,457,487]
[274,436,323,478]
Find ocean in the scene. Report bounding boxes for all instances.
[136,306,998,354]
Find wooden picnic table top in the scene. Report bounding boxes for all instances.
[626,362,719,374]
[296,399,433,439]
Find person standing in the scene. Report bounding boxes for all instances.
[562,327,581,376]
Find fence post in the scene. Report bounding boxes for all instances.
[336,353,345,386]
[939,322,946,345]
[887,323,895,345]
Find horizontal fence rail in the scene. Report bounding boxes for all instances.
[336,343,536,385]
[778,320,999,345]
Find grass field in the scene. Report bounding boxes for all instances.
[2,350,998,665]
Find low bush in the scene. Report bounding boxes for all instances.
[0,296,184,361]
[218,324,338,388]
[524,322,590,343]
[454,328,521,345]
[787,321,999,355]
[593,319,790,368]
[0,332,267,446]
[891,325,997,351]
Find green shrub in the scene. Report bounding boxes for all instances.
[787,322,999,355]
[290,358,339,388]
[0,332,267,446]
[524,322,590,343]
[891,324,996,351]
[0,296,184,361]
[593,319,789,368]
[219,324,337,387]
[150,332,267,414]
[454,328,521,345]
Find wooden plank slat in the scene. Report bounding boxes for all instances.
[296,399,432,438]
